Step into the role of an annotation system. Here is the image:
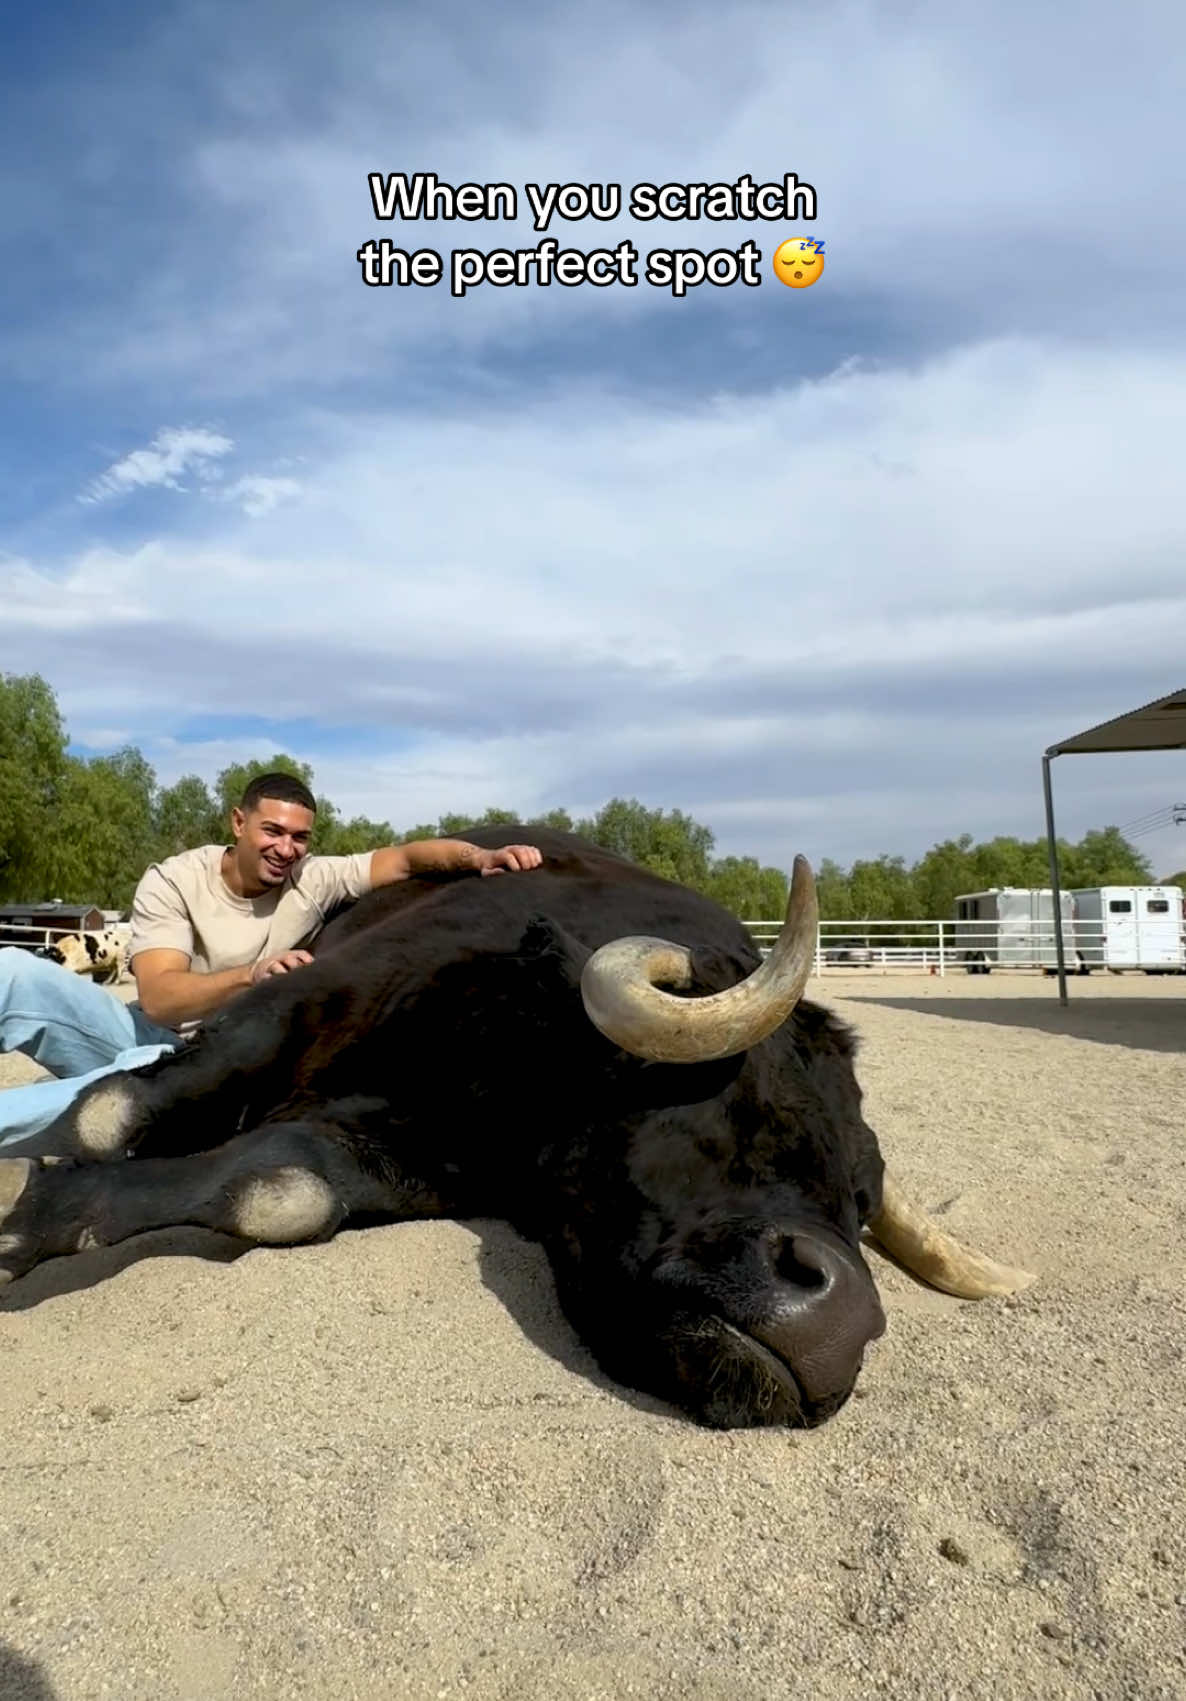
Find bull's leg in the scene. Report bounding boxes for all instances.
[0,1114,438,1287]
[4,1057,234,1165]
[8,992,317,1165]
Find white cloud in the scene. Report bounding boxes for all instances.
[217,475,302,517]
[9,335,1186,872]
[75,430,300,518]
[9,0,1184,395]
[79,427,234,504]
[6,0,1186,880]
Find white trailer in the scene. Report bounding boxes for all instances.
[1069,886,1185,973]
[952,888,1081,973]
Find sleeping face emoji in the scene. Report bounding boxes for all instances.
[772,238,824,288]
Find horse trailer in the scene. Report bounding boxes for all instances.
[952,888,1082,973]
[1070,886,1185,973]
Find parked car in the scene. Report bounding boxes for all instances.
[824,939,874,967]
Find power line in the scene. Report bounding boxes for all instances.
[1119,803,1186,837]
[1119,806,1173,834]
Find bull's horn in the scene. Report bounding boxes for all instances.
[866,1172,1037,1299]
[579,854,818,1063]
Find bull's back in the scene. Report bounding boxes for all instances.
[314,826,760,965]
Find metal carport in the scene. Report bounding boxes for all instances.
[1042,687,1186,1005]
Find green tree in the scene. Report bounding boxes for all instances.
[848,854,917,922]
[41,747,158,910]
[814,857,854,921]
[314,809,399,855]
[153,774,221,858]
[472,807,520,828]
[212,754,315,822]
[575,797,715,887]
[430,807,523,838]
[528,808,575,833]
[902,826,1153,919]
[967,835,1051,891]
[0,672,68,900]
[1062,826,1154,887]
[436,811,479,836]
[911,834,978,920]
[703,855,788,920]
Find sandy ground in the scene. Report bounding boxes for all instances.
[1,973,1184,1701]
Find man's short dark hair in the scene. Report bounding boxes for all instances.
[239,772,317,816]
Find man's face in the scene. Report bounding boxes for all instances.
[231,797,315,888]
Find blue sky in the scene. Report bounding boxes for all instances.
[3,0,1185,879]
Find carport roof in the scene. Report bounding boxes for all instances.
[1045,687,1186,756]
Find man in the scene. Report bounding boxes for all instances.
[0,773,542,1147]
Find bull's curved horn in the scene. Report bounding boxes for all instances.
[579,854,818,1063]
[866,1172,1037,1299]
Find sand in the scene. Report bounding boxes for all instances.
[2,972,1184,1701]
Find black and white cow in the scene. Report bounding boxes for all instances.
[37,928,131,986]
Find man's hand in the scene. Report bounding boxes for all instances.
[369,839,545,887]
[251,949,315,983]
[476,844,544,877]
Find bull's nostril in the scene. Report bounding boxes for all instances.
[775,1238,827,1288]
[746,1230,886,1403]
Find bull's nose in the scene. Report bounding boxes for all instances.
[750,1230,886,1402]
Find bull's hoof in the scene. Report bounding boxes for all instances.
[0,1158,53,1286]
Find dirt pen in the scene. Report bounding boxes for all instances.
[2,975,1184,1700]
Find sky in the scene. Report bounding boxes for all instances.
[3,0,1185,881]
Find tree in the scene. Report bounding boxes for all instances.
[814,858,854,921]
[0,672,68,901]
[1062,826,1153,887]
[968,835,1051,891]
[847,854,917,922]
[41,747,158,910]
[429,807,522,838]
[703,855,788,920]
[314,808,399,856]
[576,797,715,888]
[0,673,1169,922]
[212,754,316,823]
[911,834,977,921]
[153,775,221,858]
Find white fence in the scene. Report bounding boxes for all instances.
[0,918,128,952]
[0,920,91,951]
[741,917,1185,975]
[3,915,1180,977]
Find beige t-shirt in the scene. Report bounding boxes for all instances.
[128,845,375,977]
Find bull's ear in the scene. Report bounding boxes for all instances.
[599,941,753,1102]
[629,1052,746,1107]
[683,943,761,995]
[516,914,592,985]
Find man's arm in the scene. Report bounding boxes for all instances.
[133,949,254,1028]
[128,857,318,1028]
[133,947,312,1028]
[132,840,544,1026]
[369,840,543,885]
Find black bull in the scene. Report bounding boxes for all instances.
[0,828,1033,1429]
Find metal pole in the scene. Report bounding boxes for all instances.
[1042,754,1069,1006]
